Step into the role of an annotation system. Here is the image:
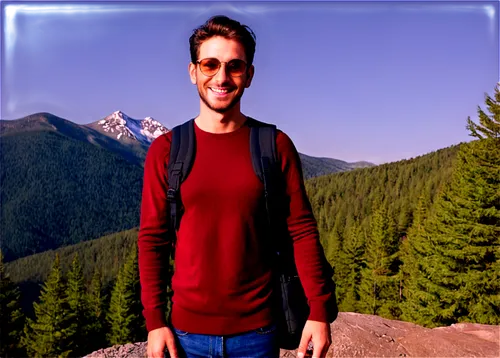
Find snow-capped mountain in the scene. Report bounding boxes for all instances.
[92,110,169,145]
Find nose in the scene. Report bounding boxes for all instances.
[213,63,230,82]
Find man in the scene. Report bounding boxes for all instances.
[138,15,336,358]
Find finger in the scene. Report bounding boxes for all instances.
[311,336,327,358]
[165,330,179,358]
[149,336,169,358]
[297,332,312,358]
[323,336,332,357]
[317,337,331,358]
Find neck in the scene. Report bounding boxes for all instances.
[195,102,247,133]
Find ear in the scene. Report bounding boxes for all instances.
[189,62,197,85]
[244,64,255,88]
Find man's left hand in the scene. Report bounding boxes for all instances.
[297,320,332,358]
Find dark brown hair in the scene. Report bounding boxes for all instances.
[189,15,257,66]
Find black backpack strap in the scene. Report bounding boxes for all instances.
[249,120,278,227]
[167,119,196,232]
[247,117,289,257]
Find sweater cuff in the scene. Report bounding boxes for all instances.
[308,301,330,323]
[143,308,167,332]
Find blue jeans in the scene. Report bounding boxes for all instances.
[171,323,280,358]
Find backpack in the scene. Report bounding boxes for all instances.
[165,117,336,350]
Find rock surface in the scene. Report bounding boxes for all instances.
[84,312,499,357]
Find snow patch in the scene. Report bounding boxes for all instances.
[96,111,169,144]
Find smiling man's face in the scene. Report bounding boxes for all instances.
[189,36,254,114]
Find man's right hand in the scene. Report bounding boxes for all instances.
[146,326,179,358]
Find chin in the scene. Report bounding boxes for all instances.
[201,93,242,114]
[210,104,236,114]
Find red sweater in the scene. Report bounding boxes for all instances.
[138,120,334,335]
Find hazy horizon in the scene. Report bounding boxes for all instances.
[1,0,498,164]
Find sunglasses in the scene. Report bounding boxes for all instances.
[196,58,248,77]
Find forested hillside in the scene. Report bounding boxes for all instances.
[307,144,460,249]
[0,130,144,262]
[6,228,138,294]
[5,228,137,315]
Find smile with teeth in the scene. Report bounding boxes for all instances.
[210,87,231,94]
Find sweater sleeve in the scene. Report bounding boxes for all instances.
[276,130,337,323]
[138,133,173,332]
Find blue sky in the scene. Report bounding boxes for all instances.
[1,0,498,164]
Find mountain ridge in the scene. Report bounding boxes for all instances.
[0,112,149,166]
[84,110,169,145]
[1,111,376,171]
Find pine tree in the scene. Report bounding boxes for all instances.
[403,84,500,327]
[121,245,146,342]
[326,229,342,268]
[66,253,89,356]
[466,83,500,139]
[331,230,348,302]
[0,250,25,358]
[325,227,346,304]
[106,245,145,345]
[400,195,433,323]
[338,221,365,312]
[106,265,132,345]
[358,207,400,318]
[21,253,75,357]
[86,268,106,353]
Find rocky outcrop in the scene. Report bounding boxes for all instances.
[84,312,499,357]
